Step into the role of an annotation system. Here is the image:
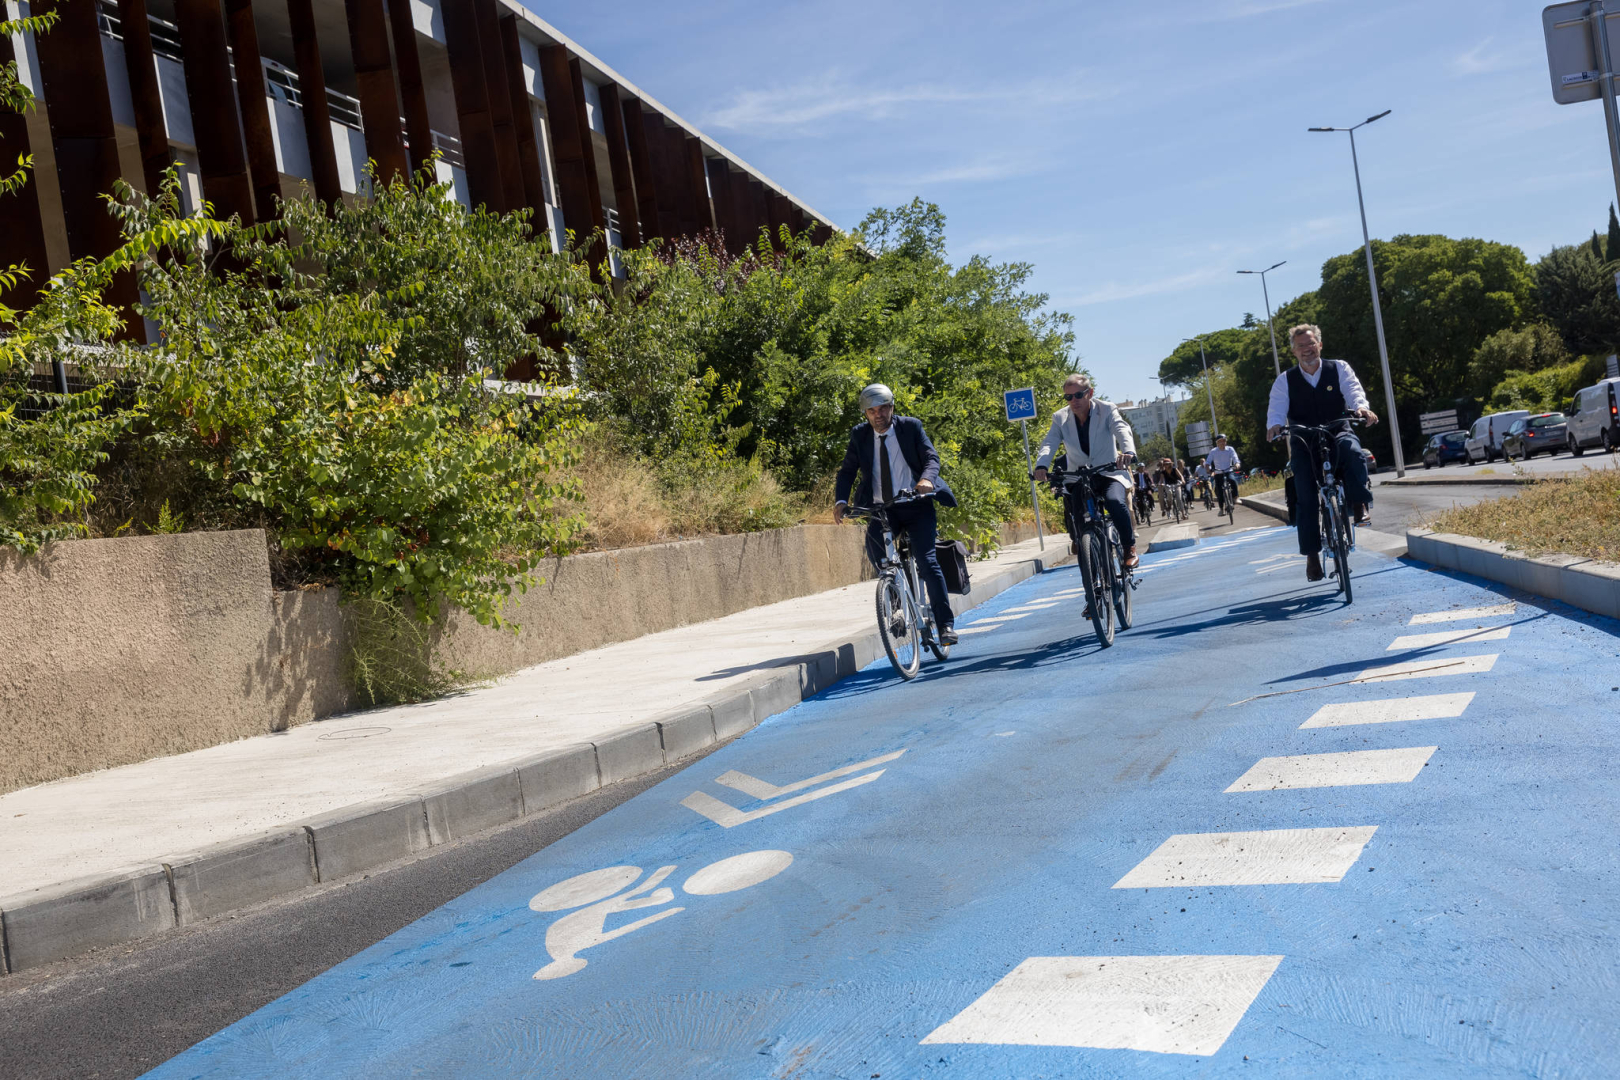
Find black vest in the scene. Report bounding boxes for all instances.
[1285,362,1349,428]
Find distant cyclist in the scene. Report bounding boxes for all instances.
[1265,323,1378,582]
[1205,435,1242,507]
[1032,374,1138,569]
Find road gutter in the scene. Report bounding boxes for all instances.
[1404,529,1620,621]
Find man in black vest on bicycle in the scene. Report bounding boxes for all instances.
[1265,323,1378,582]
[833,384,959,644]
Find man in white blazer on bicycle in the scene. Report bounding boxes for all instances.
[1031,373,1139,569]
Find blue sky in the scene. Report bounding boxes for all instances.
[535,0,1614,405]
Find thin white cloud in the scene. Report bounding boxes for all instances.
[1450,37,1526,76]
[703,71,1110,133]
[861,157,1045,189]
[1196,0,1326,21]
[1058,265,1236,307]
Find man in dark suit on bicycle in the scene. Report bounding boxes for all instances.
[832,384,959,644]
[1265,323,1378,582]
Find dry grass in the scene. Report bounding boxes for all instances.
[570,427,807,550]
[1237,474,1287,496]
[1428,470,1620,563]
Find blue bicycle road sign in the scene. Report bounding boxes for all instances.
[1004,387,1037,422]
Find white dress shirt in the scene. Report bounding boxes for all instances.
[871,426,914,498]
[1266,359,1370,430]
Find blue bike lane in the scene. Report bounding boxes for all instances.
[144,526,1620,1079]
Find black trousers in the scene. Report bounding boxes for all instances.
[1288,430,1372,556]
[864,500,953,628]
[1065,477,1134,552]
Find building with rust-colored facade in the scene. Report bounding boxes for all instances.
[1,0,833,332]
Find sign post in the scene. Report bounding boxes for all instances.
[1545,1,1620,212]
[1418,409,1461,436]
[1186,420,1214,458]
[1004,387,1043,551]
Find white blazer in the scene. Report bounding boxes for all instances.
[1033,398,1136,485]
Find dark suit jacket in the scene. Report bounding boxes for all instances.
[834,415,958,509]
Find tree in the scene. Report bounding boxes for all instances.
[1157,328,1247,386]
[1536,241,1620,356]
[1315,233,1534,461]
[1605,204,1620,262]
[1467,323,1569,399]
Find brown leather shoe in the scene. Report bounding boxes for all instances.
[1124,545,1139,569]
[1352,504,1370,526]
[1306,553,1325,581]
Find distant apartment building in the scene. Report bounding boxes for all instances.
[1,0,833,339]
[1118,395,1187,444]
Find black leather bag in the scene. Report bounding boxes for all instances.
[935,539,972,595]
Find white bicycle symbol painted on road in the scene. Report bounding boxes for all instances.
[528,850,794,980]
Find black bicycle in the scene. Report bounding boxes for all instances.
[1046,464,1134,646]
[1214,469,1238,525]
[1133,483,1155,526]
[844,490,949,679]
[1276,420,1362,603]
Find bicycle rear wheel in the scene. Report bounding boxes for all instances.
[876,572,923,678]
[1078,531,1115,647]
[1223,482,1235,525]
[1321,494,1352,602]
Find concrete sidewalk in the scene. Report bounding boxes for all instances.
[0,534,1076,972]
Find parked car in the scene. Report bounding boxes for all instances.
[1361,447,1378,472]
[1464,410,1530,464]
[1422,430,1470,468]
[1502,413,1567,460]
[1566,377,1620,455]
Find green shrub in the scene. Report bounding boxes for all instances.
[1488,354,1606,413]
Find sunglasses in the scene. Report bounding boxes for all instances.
[1062,390,1090,401]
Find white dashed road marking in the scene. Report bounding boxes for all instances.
[1113,826,1379,888]
[921,954,1285,1056]
[1300,692,1475,729]
[1387,627,1511,651]
[1409,603,1516,625]
[1355,654,1498,683]
[1224,747,1437,792]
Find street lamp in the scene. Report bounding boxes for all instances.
[1308,109,1406,477]
[1154,375,1178,457]
[1237,260,1286,377]
[1181,335,1220,441]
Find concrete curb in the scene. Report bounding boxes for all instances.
[1145,524,1198,552]
[0,547,1071,975]
[1238,494,1288,523]
[1404,529,1620,620]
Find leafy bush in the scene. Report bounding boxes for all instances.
[1487,354,1605,413]
[123,170,587,627]
[1468,323,1569,398]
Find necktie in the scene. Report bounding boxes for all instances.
[879,433,895,503]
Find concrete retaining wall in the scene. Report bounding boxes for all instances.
[1405,529,1620,619]
[0,525,871,794]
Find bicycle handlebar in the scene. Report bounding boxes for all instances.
[843,488,939,521]
[1272,417,1365,443]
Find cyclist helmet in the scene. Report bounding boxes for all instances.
[858,383,895,412]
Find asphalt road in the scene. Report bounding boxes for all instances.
[10,504,1616,1079]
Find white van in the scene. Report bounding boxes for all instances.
[1464,410,1530,464]
[1566,378,1620,454]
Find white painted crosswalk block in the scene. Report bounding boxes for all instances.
[1225,747,1437,792]
[1301,692,1474,728]
[1001,601,1060,613]
[921,954,1284,1056]
[1387,626,1511,650]
[954,625,1000,636]
[1355,654,1498,683]
[1113,826,1378,888]
[1409,603,1516,624]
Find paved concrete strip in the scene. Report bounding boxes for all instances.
[1146,523,1198,552]
[0,538,1069,973]
[1112,826,1379,888]
[1387,626,1512,650]
[1410,604,1517,624]
[1224,747,1437,792]
[1301,692,1475,729]
[921,954,1285,1056]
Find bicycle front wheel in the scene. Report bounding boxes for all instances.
[876,572,923,679]
[1078,531,1115,647]
[1112,534,1134,630]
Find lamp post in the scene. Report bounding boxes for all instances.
[1154,375,1178,458]
[1181,336,1220,439]
[1237,260,1286,377]
[1308,110,1406,477]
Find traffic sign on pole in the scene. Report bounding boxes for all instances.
[1005,388,1044,550]
[1418,410,1461,435]
[1544,1,1620,212]
[1004,387,1037,423]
